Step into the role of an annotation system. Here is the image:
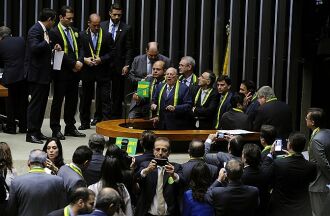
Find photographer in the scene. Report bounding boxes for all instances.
[135,137,184,216]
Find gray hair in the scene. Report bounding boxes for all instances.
[257,86,276,100]
[88,133,106,152]
[0,26,11,39]
[181,56,196,69]
[29,149,47,165]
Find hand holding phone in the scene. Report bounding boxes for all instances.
[274,139,282,151]
[154,158,168,166]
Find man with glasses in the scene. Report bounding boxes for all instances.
[178,56,199,94]
[191,71,219,129]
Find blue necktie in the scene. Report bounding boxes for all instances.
[92,34,97,49]
[111,24,116,40]
[65,28,74,49]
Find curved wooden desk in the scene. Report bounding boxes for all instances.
[96,119,259,141]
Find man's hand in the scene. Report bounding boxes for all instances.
[73,61,83,72]
[132,93,140,102]
[93,56,101,66]
[151,116,159,128]
[218,168,227,183]
[165,105,175,112]
[54,44,62,51]
[84,57,94,67]
[165,162,176,178]
[122,65,129,75]
[143,159,157,175]
[150,104,157,111]
[207,134,217,142]
[192,107,196,113]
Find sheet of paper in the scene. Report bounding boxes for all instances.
[217,129,255,135]
[53,50,64,70]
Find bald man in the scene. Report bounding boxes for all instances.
[78,13,115,129]
[128,42,172,88]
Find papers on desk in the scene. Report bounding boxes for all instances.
[53,50,64,70]
[217,129,255,135]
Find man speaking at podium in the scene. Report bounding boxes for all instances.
[151,67,192,129]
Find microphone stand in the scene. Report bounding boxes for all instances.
[124,91,137,128]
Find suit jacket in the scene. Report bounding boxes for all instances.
[262,154,317,216]
[191,87,219,129]
[57,164,87,199]
[205,180,259,216]
[215,91,233,129]
[152,82,192,129]
[80,209,107,216]
[128,54,171,85]
[181,159,219,185]
[253,99,292,139]
[0,36,25,85]
[135,161,184,216]
[241,166,271,216]
[47,208,64,216]
[79,29,115,82]
[100,21,133,74]
[8,171,65,216]
[219,109,251,130]
[309,129,330,193]
[49,25,84,81]
[135,151,154,169]
[83,152,105,186]
[25,22,53,84]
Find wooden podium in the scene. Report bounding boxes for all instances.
[96,119,259,142]
[0,84,8,97]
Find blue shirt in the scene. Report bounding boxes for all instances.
[182,190,214,216]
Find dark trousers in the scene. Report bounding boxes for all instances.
[6,80,28,130]
[111,73,125,119]
[27,82,49,136]
[50,79,79,132]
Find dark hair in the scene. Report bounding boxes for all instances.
[140,130,156,151]
[308,107,325,128]
[100,156,125,212]
[188,139,204,158]
[0,142,13,171]
[38,8,56,22]
[154,137,171,152]
[205,70,216,87]
[110,3,123,12]
[105,144,130,170]
[225,159,243,181]
[230,92,245,108]
[242,143,261,167]
[190,162,211,202]
[288,132,306,153]
[241,80,256,94]
[228,135,243,157]
[69,187,94,204]
[59,5,74,17]
[260,125,277,145]
[216,75,232,85]
[42,138,65,168]
[72,146,93,165]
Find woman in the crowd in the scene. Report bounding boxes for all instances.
[88,156,133,216]
[182,162,214,216]
[0,142,17,205]
[42,138,64,175]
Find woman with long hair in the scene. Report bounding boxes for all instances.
[42,138,65,175]
[182,162,214,216]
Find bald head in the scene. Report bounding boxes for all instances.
[225,159,243,181]
[146,42,159,61]
[95,187,121,215]
[88,13,101,33]
[188,140,204,158]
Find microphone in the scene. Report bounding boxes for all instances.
[124,91,137,127]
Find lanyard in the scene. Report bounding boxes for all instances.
[157,81,180,115]
[68,163,83,177]
[261,145,271,153]
[29,167,45,173]
[64,206,70,216]
[58,24,79,60]
[88,28,103,59]
[232,108,243,113]
[215,92,229,128]
[266,97,277,103]
[194,88,213,106]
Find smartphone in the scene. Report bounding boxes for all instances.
[121,139,129,151]
[154,158,168,166]
[274,139,282,151]
[216,132,225,139]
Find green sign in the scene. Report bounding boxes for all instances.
[115,137,138,156]
[137,81,150,98]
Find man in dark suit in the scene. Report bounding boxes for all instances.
[205,159,259,216]
[214,75,233,129]
[262,132,317,216]
[182,139,218,184]
[135,130,157,170]
[78,13,115,130]
[0,26,28,134]
[83,134,106,186]
[135,137,184,216]
[219,92,251,130]
[49,6,85,140]
[48,187,95,216]
[253,86,292,140]
[191,71,219,129]
[128,42,171,86]
[178,56,199,95]
[306,108,330,215]
[151,67,192,130]
[128,60,166,119]
[239,79,259,122]
[25,8,59,143]
[8,149,65,216]
[100,3,134,120]
[57,145,92,201]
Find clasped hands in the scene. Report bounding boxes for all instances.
[84,57,101,67]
